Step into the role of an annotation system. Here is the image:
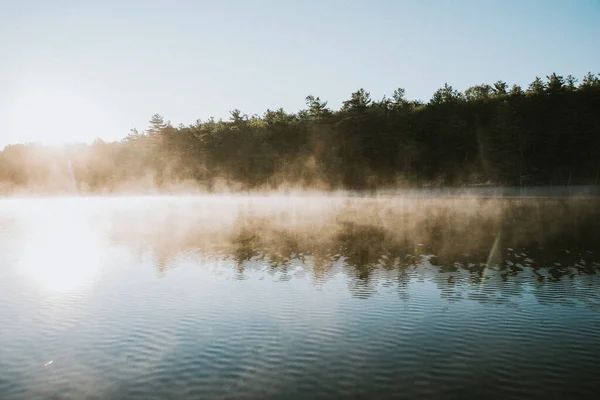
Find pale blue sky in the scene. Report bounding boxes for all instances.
[1,0,599,146]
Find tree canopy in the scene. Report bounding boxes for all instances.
[1,72,599,193]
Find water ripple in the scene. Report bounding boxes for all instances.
[0,196,599,398]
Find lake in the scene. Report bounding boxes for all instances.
[1,195,599,399]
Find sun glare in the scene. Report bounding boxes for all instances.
[3,83,116,147]
[16,200,107,293]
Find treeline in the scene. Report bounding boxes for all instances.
[1,72,600,193]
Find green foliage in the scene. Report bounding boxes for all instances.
[342,89,372,111]
[1,72,599,192]
[510,85,524,96]
[493,81,508,96]
[305,95,332,120]
[580,72,600,89]
[430,83,463,105]
[546,73,565,92]
[565,75,578,91]
[527,77,546,95]
[391,88,406,106]
[465,84,494,101]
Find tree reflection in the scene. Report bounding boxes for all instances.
[107,197,600,304]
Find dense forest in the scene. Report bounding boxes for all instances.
[1,72,600,193]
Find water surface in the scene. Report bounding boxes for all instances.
[1,195,599,399]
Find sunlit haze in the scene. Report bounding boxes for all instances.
[1,0,599,147]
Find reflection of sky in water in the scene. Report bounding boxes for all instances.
[0,196,599,399]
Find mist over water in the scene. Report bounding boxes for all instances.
[1,194,599,399]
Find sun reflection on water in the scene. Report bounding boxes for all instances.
[16,199,107,293]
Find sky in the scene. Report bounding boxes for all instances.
[0,0,599,147]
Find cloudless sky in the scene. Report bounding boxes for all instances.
[1,0,599,147]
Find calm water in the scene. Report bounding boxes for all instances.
[0,195,599,399]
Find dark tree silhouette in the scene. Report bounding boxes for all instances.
[1,72,600,192]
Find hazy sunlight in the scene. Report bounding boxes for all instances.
[3,84,113,147]
[16,200,106,293]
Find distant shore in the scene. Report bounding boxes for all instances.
[1,185,600,199]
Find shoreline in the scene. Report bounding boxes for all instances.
[1,185,600,200]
